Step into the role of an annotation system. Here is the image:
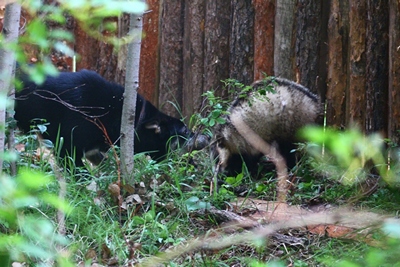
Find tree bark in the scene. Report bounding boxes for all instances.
[347,0,366,127]
[115,14,132,85]
[121,11,143,181]
[72,12,132,83]
[365,0,389,135]
[253,0,275,80]
[0,3,21,175]
[182,0,205,123]
[158,0,185,118]
[203,0,231,98]
[388,0,400,144]
[294,1,324,93]
[274,0,296,80]
[229,0,254,85]
[326,0,349,128]
[317,1,330,102]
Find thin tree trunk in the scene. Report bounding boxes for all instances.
[121,10,144,182]
[0,3,21,175]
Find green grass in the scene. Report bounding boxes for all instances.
[3,132,400,266]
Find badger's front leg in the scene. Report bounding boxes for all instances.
[210,143,231,195]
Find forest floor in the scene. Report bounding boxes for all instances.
[10,143,400,267]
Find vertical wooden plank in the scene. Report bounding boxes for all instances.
[182,0,205,122]
[204,0,231,97]
[158,0,185,117]
[347,0,366,127]
[274,0,296,79]
[365,0,389,135]
[253,0,275,80]
[76,15,131,83]
[73,27,100,70]
[139,0,160,104]
[326,0,349,128]
[388,0,400,144]
[73,17,124,83]
[294,0,323,93]
[317,0,330,102]
[73,24,98,71]
[114,14,131,85]
[229,0,254,85]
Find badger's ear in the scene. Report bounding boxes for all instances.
[145,121,161,134]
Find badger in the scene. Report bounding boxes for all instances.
[212,77,322,175]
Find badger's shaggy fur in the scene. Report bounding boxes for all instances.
[213,77,322,175]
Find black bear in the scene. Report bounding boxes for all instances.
[14,69,208,166]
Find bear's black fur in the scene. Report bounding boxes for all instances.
[14,69,196,166]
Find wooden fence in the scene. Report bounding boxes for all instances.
[11,1,400,143]
[134,0,400,143]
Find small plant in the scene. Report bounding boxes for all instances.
[314,219,400,267]
[191,76,277,135]
[188,89,230,142]
[199,91,229,128]
[225,172,245,188]
[222,78,255,99]
[222,77,277,102]
[300,126,397,186]
[0,169,73,266]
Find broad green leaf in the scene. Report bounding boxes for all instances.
[26,19,48,48]
[16,169,53,189]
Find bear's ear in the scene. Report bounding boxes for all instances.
[145,121,161,134]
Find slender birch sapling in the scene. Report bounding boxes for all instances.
[121,5,145,182]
